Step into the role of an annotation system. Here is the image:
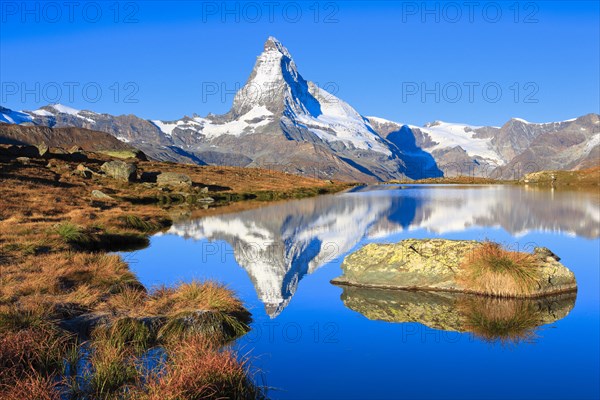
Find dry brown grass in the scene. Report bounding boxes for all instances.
[139,336,263,400]
[0,252,136,313]
[0,320,75,397]
[0,373,61,400]
[149,281,246,315]
[0,150,344,399]
[458,242,541,297]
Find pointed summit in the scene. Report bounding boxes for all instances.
[231,36,305,117]
[263,36,291,58]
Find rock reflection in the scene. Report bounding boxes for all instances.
[337,286,576,345]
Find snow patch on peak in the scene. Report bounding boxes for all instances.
[50,104,81,116]
[31,109,54,117]
[290,85,392,155]
[152,106,275,138]
[511,116,580,125]
[411,121,504,164]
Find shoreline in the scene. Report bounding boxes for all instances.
[0,148,351,399]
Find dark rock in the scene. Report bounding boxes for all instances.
[7,145,39,158]
[140,171,160,183]
[134,150,149,161]
[76,164,94,179]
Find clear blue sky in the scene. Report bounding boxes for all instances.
[1,1,598,126]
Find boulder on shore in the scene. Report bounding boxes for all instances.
[101,161,137,182]
[156,172,192,188]
[331,239,577,298]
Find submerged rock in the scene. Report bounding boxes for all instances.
[331,239,577,297]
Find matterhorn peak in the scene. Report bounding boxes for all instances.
[263,36,291,58]
[231,36,304,116]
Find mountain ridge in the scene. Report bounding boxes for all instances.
[1,37,598,181]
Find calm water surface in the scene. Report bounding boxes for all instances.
[127,185,600,400]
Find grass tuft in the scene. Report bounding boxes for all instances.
[139,336,265,400]
[92,317,155,355]
[458,241,541,297]
[53,222,89,245]
[158,310,250,344]
[0,373,61,400]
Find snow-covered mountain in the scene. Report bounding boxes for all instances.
[1,37,598,180]
[368,113,600,178]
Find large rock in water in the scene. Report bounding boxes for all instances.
[331,239,577,297]
[101,161,137,182]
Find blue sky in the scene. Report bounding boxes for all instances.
[1,1,598,126]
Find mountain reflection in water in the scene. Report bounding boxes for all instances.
[166,185,598,317]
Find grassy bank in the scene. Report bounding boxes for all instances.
[0,148,351,399]
[385,166,599,187]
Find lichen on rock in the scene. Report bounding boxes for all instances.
[332,239,577,297]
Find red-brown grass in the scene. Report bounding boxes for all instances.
[458,242,541,297]
[0,323,74,394]
[0,373,61,400]
[148,281,247,315]
[140,336,263,400]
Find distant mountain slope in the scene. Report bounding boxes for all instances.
[0,122,135,152]
[368,114,599,178]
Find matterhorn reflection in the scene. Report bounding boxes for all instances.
[167,185,599,317]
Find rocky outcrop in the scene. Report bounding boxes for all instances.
[101,160,137,182]
[331,239,577,297]
[157,172,192,187]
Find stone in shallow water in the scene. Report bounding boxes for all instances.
[331,239,577,297]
